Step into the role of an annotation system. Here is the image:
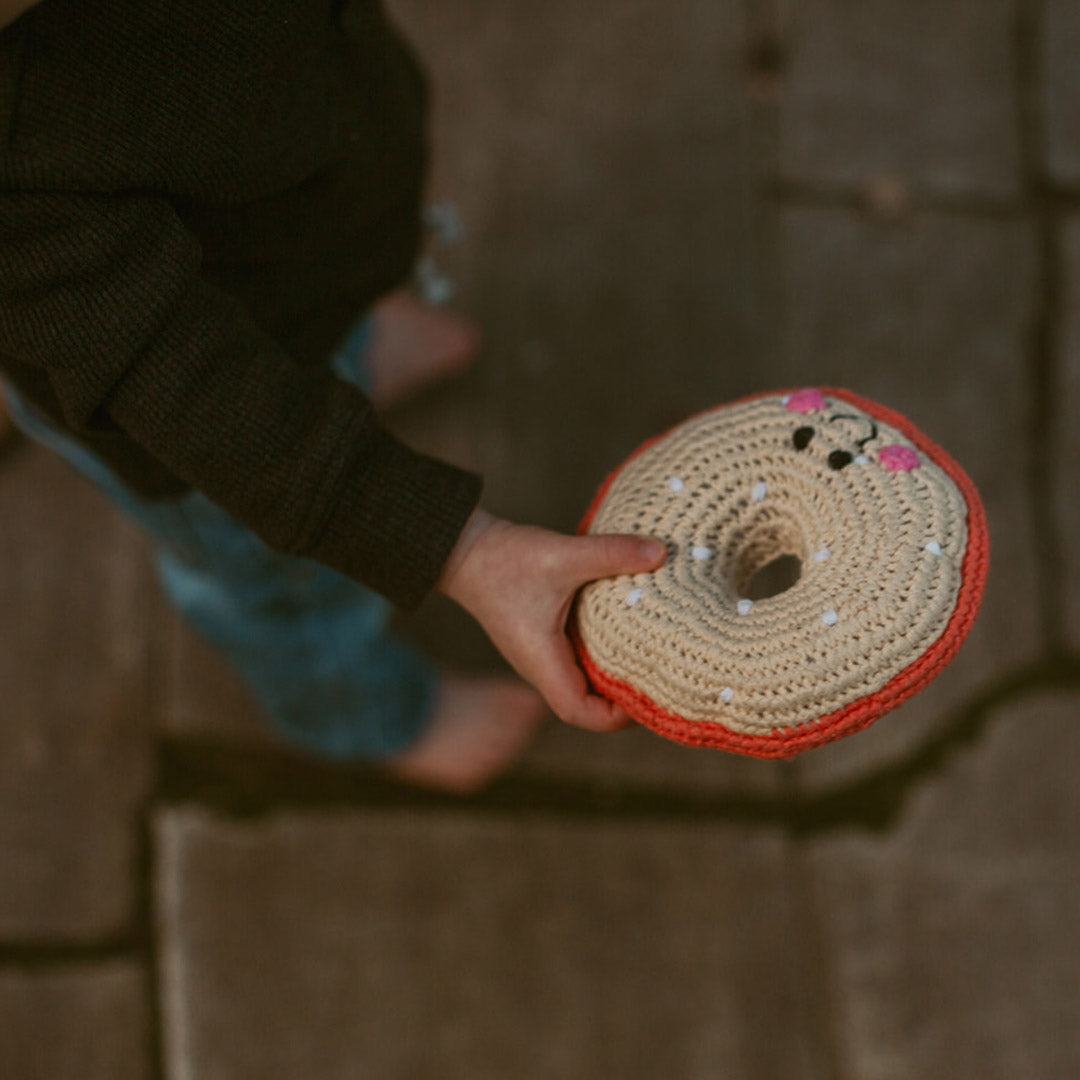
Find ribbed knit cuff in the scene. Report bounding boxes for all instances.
[304,423,483,611]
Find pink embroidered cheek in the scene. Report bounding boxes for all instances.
[784,388,827,414]
[878,444,920,472]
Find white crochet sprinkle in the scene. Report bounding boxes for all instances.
[737,599,753,616]
[925,541,942,556]
[626,588,644,606]
[691,546,713,560]
[822,609,839,627]
[812,547,831,563]
[854,455,870,466]
[781,394,792,406]
[720,687,734,703]
[667,476,685,493]
[751,481,767,503]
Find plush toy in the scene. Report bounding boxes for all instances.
[572,388,988,758]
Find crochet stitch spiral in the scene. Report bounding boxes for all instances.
[572,388,989,758]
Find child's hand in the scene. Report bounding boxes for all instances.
[438,509,667,732]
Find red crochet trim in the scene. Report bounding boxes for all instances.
[571,387,990,758]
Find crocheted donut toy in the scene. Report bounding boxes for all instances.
[572,388,989,758]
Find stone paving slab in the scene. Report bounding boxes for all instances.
[1056,216,1080,649]
[776,0,1021,199]
[1041,0,1080,187]
[390,0,763,529]
[159,610,272,746]
[0,446,155,938]
[386,0,1040,793]
[773,206,1041,790]
[0,961,150,1080]
[156,809,825,1080]
[804,690,1080,1080]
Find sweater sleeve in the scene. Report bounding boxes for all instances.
[0,189,482,609]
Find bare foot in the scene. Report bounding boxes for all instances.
[367,290,480,409]
[387,676,546,793]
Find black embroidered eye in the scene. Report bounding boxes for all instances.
[828,449,853,470]
[792,426,814,450]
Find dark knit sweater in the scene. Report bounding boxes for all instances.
[0,0,482,609]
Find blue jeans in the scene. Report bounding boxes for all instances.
[4,317,437,760]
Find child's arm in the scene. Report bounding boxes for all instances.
[0,188,480,609]
[440,509,667,731]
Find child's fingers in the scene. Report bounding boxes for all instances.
[558,533,666,589]
[584,696,634,731]
[534,635,630,732]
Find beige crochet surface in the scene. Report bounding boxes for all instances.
[576,391,968,736]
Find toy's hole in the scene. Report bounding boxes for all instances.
[730,517,805,598]
[745,554,803,599]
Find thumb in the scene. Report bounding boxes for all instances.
[561,533,667,586]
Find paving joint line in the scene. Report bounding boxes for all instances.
[784,826,850,1080]
[768,177,1031,221]
[148,655,1078,833]
[138,571,176,1080]
[0,938,144,969]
